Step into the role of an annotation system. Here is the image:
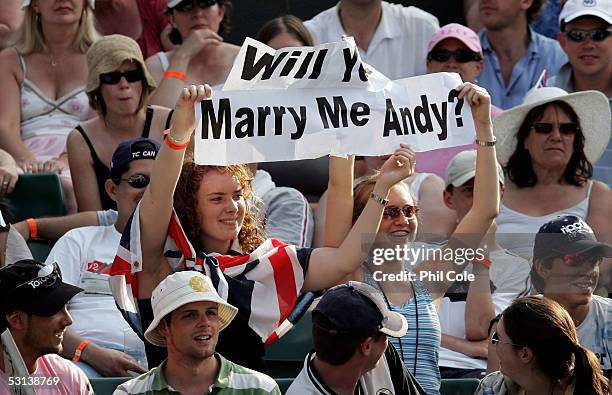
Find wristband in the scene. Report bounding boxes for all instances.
[473,257,492,269]
[370,192,389,206]
[163,70,187,81]
[25,218,37,240]
[72,340,91,362]
[475,136,496,147]
[164,129,190,150]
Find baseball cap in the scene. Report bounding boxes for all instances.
[444,150,505,188]
[109,137,160,180]
[427,23,482,54]
[0,260,82,330]
[533,215,612,260]
[314,281,407,338]
[144,271,238,347]
[559,0,612,26]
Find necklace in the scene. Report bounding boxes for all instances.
[50,54,58,67]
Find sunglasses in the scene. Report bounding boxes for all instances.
[383,205,419,219]
[565,28,611,43]
[491,331,524,347]
[173,0,217,12]
[11,263,61,293]
[427,49,482,63]
[120,174,150,189]
[561,253,603,267]
[99,69,144,85]
[531,122,579,135]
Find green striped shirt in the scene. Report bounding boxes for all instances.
[113,354,280,395]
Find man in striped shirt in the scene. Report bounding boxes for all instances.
[114,271,280,395]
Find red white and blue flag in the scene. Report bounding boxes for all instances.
[109,203,313,345]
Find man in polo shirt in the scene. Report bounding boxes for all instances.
[549,0,612,185]
[478,0,567,109]
[287,281,425,395]
[115,271,280,395]
[304,0,439,79]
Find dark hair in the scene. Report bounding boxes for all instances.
[168,0,233,45]
[527,0,548,23]
[530,256,553,293]
[312,312,384,365]
[255,15,314,47]
[505,101,592,187]
[502,296,608,395]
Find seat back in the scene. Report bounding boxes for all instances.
[265,311,312,378]
[89,377,130,395]
[275,377,294,394]
[6,174,66,222]
[440,378,481,395]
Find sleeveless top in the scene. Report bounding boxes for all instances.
[18,51,89,142]
[75,107,172,210]
[496,181,593,259]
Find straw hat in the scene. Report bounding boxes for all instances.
[493,87,611,166]
[85,34,156,94]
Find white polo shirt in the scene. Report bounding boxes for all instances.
[304,1,439,79]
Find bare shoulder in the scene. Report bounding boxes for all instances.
[0,47,21,80]
[589,181,611,205]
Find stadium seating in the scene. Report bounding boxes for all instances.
[6,173,66,222]
[264,311,313,378]
[440,378,481,395]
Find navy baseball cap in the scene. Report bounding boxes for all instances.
[109,137,160,180]
[533,215,612,260]
[313,281,407,338]
[0,260,82,330]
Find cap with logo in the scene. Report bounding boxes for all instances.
[444,150,505,188]
[559,0,612,26]
[144,271,239,347]
[109,137,160,180]
[0,260,83,330]
[533,215,612,260]
[313,281,408,339]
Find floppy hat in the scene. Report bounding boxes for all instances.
[444,149,505,188]
[493,87,611,166]
[559,0,612,26]
[22,0,95,9]
[314,281,408,338]
[86,34,156,94]
[427,23,482,54]
[144,271,238,347]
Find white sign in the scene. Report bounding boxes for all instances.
[195,37,475,165]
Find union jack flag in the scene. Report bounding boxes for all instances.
[109,203,314,345]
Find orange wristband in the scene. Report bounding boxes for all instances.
[163,70,187,81]
[72,340,91,362]
[474,257,492,269]
[164,129,190,150]
[25,218,37,240]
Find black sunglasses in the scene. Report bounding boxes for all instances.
[120,174,150,189]
[565,28,611,43]
[383,205,419,219]
[99,69,144,85]
[173,0,217,12]
[427,49,482,63]
[491,331,524,347]
[531,122,579,135]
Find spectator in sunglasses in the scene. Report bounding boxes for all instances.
[549,0,612,187]
[145,0,238,108]
[476,296,608,395]
[67,35,172,212]
[45,137,160,378]
[494,87,611,262]
[0,259,93,394]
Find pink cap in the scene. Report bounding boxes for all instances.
[427,23,482,54]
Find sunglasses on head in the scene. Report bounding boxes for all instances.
[173,0,217,12]
[99,69,144,85]
[383,205,419,219]
[565,28,611,43]
[427,49,482,63]
[491,331,524,347]
[11,263,61,294]
[120,174,150,189]
[531,122,579,135]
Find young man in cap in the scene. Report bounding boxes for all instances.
[530,215,612,376]
[549,0,612,185]
[287,281,425,395]
[437,150,531,379]
[46,137,160,377]
[115,271,280,395]
[0,259,92,394]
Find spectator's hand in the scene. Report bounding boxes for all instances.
[18,159,64,174]
[377,144,416,189]
[0,164,17,197]
[177,28,222,60]
[83,346,147,377]
[456,82,491,127]
[170,85,213,141]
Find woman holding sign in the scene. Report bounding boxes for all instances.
[324,82,499,394]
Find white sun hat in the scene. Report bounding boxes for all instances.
[493,87,611,166]
[144,271,238,347]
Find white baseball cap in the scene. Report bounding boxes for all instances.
[559,0,612,26]
[444,150,505,188]
[144,271,238,347]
